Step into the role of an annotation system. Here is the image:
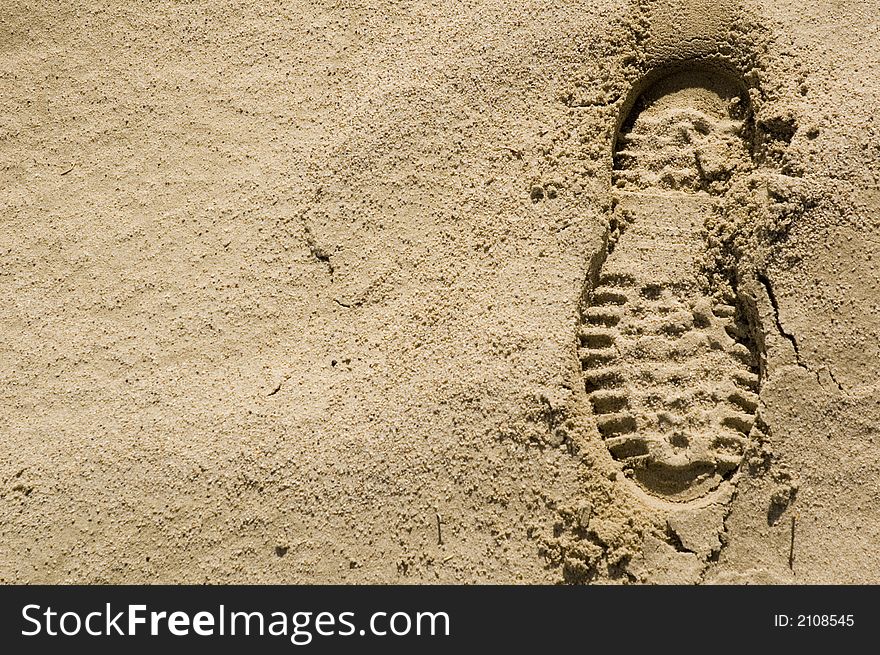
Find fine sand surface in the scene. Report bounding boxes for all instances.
[2,0,879,583]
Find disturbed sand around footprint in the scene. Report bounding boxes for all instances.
[2,0,880,583]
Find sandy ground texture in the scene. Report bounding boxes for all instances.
[2,0,879,583]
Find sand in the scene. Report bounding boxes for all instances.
[1,0,879,584]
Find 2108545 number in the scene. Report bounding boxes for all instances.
[797,615,854,627]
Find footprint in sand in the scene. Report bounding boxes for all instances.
[580,67,765,504]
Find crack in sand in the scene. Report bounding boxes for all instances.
[758,272,845,393]
[302,220,335,276]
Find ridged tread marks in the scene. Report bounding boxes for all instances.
[580,68,762,503]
